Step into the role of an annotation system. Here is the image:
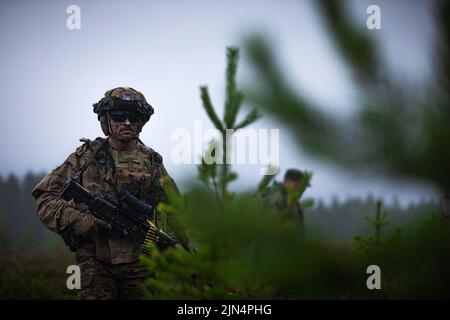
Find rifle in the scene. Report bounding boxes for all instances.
[57,176,178,255]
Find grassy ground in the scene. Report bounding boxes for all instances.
[0,246,77,299]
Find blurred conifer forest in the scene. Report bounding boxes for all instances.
[1,0,449,299]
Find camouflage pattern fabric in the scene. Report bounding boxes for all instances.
[77,255,152,300]
[32,137,186,265]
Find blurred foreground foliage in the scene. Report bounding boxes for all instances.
[140,37,450,298]
[245,0,450,194]
[141,0,450,299]
[0,172,439,299]
[141,186,449,299]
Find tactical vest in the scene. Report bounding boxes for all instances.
[73,137,165,263]
[75,138,163,201]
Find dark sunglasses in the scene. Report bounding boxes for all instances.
[109,112,142,123]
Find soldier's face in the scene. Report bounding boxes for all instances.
[107,111,144,141]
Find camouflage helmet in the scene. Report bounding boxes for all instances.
[93,87,154,136]
[93,87,154,120]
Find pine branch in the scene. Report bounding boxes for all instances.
[300,198,315,209]
[224,47,240,128]
[257,174,276,194]
[234,108,261,130]
[200,86,224,131]
[228,90,244,128]
[315,0,379,84]
[298,171,313,199]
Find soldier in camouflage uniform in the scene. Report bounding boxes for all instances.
[32,87,187,300]
[261,169,306,234]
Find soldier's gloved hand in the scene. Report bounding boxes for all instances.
[73,214,112,238]
[61,207,112,238]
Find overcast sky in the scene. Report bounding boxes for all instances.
[0,0,440,205]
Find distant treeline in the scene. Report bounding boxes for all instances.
[0,172,438,247]
[306,197,437,243]
[0,172,62,248]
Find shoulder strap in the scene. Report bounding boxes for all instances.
[73,138,109,180]
[137,138,163,170]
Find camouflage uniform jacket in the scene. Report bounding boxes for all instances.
[32,137,185,264]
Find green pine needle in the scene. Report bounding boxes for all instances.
[200,86,224,131]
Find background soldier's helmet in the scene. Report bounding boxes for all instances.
[93,87,154,136]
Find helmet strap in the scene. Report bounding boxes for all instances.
[107,113,113,136]
[99,114,110,136]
